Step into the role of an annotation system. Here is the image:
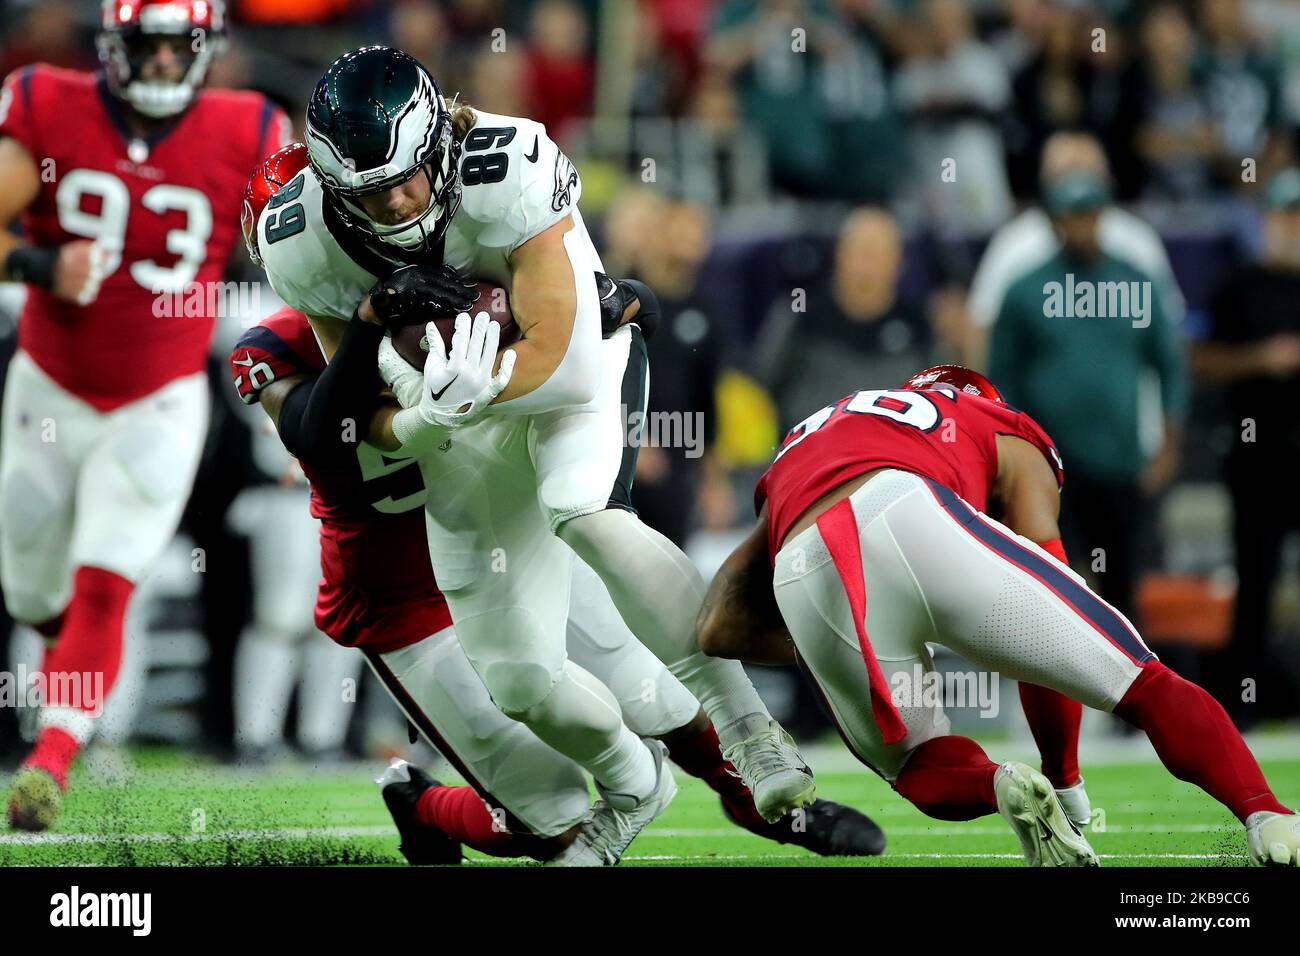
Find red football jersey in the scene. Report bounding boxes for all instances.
[755,386,1064,556]
[230,307,452,653]
[0,64,291,411]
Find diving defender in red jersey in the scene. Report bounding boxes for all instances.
[230,146,885,864]
[0,0,290,830]
[700,365,1299,866]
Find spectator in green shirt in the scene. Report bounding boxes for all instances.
[988,171,1189,623]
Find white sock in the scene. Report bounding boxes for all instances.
[296,638,363,753]
[560,509,771,731]
[233,629,298,749]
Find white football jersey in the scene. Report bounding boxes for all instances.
[257,109,583,321]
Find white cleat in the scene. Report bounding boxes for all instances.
[546,740,677,867]
[1054,778,1093,830]
[723,718,816,823]
[995,762,1099,867]
[1246,811,1300,867]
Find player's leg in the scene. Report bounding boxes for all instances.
[367,628,591,863]
[564,557,886,855]
[1017,681,1088,826]
[893,478,1298,865]
[442,523,670,824]
[11,372,209,829]
[1,354,97,829]
[772,472,1098,866]
[297,639,363,756]
[539,328,812,819]
[229,486,310,758]
[0,353,79,638]
[258,495,363,758]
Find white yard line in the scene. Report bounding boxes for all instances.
[0,821,1240,846]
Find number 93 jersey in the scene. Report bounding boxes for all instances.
[755,386,1064,558]
[0,64,291,411]
[257,109,582,320]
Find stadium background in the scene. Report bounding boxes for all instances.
[0,0,1298,774]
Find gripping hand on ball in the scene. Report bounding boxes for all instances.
[377,335,426,409]
[419,311,517,427]
[366,263,479,330]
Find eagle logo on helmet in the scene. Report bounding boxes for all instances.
[304,46,462,257]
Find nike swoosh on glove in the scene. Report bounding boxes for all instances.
[417,310,516,428]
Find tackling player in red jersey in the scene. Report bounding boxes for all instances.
[233,303,885,864]
[0,0,290,830]
[700,365,1300,866]
[227,146,885,864]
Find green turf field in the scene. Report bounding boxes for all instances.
[2,740,1297,866]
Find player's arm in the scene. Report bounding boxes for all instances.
[0,136,102,303]
[490,213,603,410]
[0,137,39,275]
[993,434,1065,552]
[256,372,311,428]
[269,314,387,463]
[697,509,795,666]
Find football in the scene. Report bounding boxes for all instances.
[390,280,520,370]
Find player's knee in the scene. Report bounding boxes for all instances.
[111,422,191,504]
[552,507,599,550]
[554,507,628,562]
[1,470,60,550]
[481,660,560,717]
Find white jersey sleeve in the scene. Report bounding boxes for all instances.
[453,110,581,253]
[257,170,379,321]
[968,210,1055,329]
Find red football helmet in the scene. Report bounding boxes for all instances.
[242,142,310,266]
[97,0,227,118]
[902,364,1006,405]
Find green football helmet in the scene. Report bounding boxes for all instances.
[305,46,461,254]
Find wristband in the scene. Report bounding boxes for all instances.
[392,406,451,457]
[5,245,57,289]
[1039,538,1068,564]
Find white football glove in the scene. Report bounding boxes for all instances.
[377,335,425,409]
[377,335,452,458]
[418,311,516,428]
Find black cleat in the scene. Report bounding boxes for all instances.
[378,759,463,865]
[724,797,887,857]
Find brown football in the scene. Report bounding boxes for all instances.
[391,280,520,370]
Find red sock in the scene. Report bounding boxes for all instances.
[664,722,766,830]
[1018,683,1082,788]
[1115,662,1292,822]
[415,785,515,855]
[893,735,999,821]
[20,727,80,790]
[25,567,134,786]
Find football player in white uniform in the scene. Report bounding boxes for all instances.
[256,47,814,827]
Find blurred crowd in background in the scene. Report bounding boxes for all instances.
[2,0,1300,768]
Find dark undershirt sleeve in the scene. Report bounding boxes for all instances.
[274,319,386,465]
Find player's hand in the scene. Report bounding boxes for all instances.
[366,263,479,331]
[376,335,426,409]
[419,311,516,427]
[52,240,110,306]
[594,273,659,339]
